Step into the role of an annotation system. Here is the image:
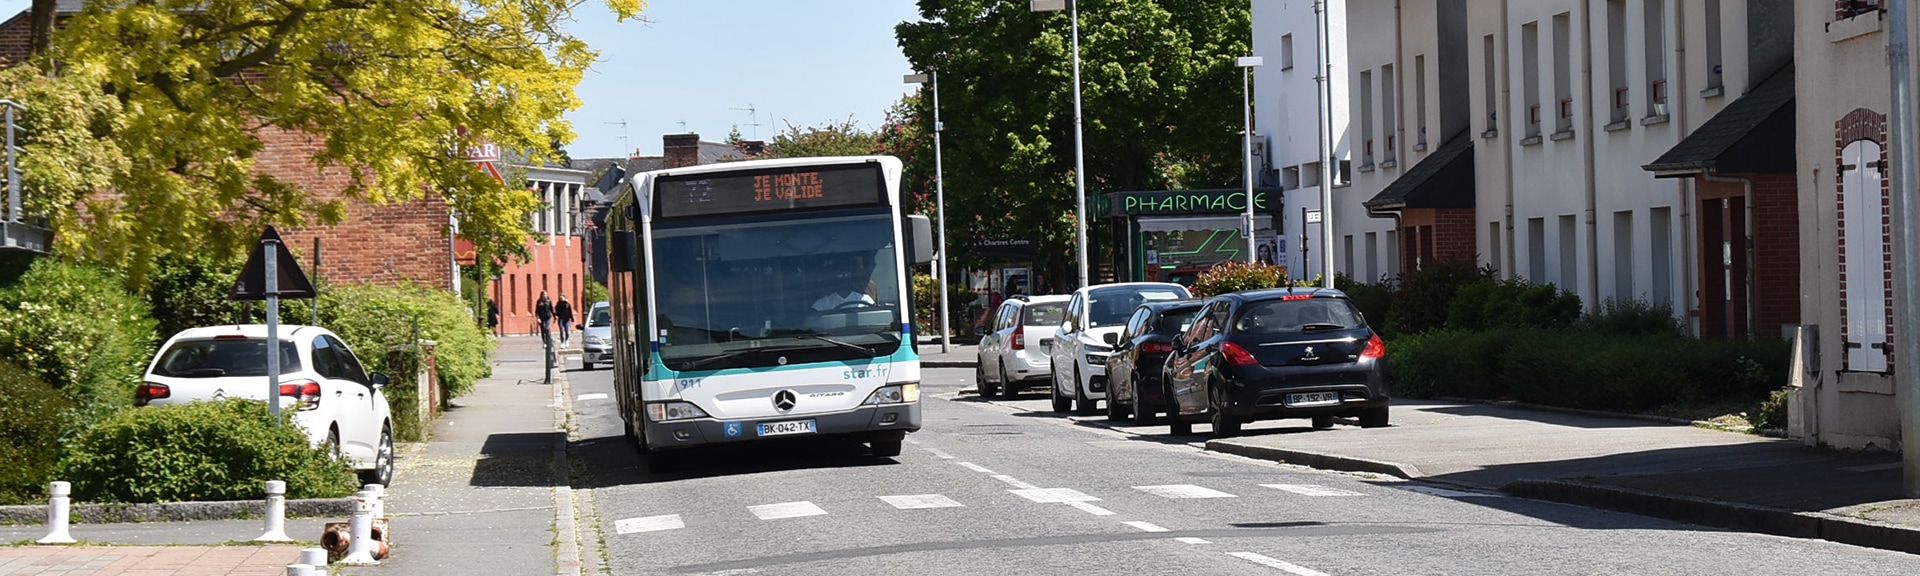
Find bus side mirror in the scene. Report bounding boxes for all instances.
[908,214,934,265]
[611,229,637,272]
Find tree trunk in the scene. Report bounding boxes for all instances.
[28,0,55,57]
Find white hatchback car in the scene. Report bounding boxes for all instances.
[138,324,395,486]
[973,295,1071,399]
[1048,282,1191,415]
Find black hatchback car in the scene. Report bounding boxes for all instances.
[1103,299,1205,425]
[1162,287,1390,436]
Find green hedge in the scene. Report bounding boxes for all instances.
[281,282,494,440]
[0,359,74,504]
[146,253,245,340]
[1385,259,1496,335]
[58,399,358,503]
[1446,279,1582,331]
[0,258,157,428]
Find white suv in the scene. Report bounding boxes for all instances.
[974,295,1071,399]
[138,324,396,486]
[1048,282,1191,415]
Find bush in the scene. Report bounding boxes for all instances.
[0,258,157,428]
[58,399,358,503]
[1192,261,1283,297]
[1386,259,1495,335]
[0,359,74,504]
[285,282,495,405]
[1580,297,1684,337]
[910,271,969,337]
[583,278,609,308]
[1754,387,1792,431]
[146,253,245,340]
[1388,328,1525,400]
[1446,279,1582,332]
[1335,274,1393,336]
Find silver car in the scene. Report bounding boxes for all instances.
[581,301,611,370]
[973,295,1071,399]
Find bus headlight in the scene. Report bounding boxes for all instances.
[646,401,709,421]
[863,382,920,405]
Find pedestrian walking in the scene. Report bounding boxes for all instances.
[535,290,554,345]
[487,299,499,333]
[555,293,575,347]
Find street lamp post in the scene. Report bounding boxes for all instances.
[1031,0,1089,290]
[904,71,952,352]
[1236,56,1263,264]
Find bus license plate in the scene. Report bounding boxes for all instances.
[1287,392,1341,407]
[758,419,817,437]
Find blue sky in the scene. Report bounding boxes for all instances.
[0,0,922,160]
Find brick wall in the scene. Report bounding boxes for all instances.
[256,128,454,289]
[0,14,30,67]
[1748,172,1801,335]
[1396,207,1476,276]
[664,134,700,169]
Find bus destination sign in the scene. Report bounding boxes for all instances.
[656,163,885,218]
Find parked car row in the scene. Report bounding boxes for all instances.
[974,283,1394,437]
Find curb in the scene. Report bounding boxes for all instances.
[1500,478,1920,556]
[922,360,977,369]
[1203,440,1424,480]
[0,497,357,525]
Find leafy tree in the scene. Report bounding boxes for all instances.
[896,0,1250,289]
[763,117,880,159]
[8,0,646,284]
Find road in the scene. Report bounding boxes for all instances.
[563,366,1920,575]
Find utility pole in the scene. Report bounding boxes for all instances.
[1887,0,1920,498]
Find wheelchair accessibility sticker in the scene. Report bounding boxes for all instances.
[724,421,744,438]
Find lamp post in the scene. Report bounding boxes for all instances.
[1315,0,1337,287]
[1236,56,1263,263]
[1031,0,1089,290]
[905,71,952,352]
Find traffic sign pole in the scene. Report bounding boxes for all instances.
[265,238,282,424]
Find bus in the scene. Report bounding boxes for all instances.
[604,155,933,466]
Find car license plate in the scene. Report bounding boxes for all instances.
[758,419,816,437]
[1287,392,1341,407]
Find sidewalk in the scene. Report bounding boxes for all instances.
[0,335,580,575]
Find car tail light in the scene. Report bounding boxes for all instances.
[1011,324,1025,350]
[1361,334,1386,359]
[1282,294,1313,301]
[135,382,170,406]
[1141,341,1173,354]
[279,379,322,411]
[1220,341,1259,366]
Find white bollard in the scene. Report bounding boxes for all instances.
[36,481,75,544]
[363,483,385,518]
[299,547,327,567]
[255,480,293,542]
[284,564,315,576]
[339,490,380,566]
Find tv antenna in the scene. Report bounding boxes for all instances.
[730,104,762,138]
[604,119,628,155]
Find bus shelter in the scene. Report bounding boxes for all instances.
[1099,187,1286,284]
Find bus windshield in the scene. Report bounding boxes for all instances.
[653,212,905,371]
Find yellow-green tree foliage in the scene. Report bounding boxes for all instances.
[6,0,645,283]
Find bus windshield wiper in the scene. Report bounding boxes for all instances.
[793,332,873,354]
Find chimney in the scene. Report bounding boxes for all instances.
[663,133,700,168]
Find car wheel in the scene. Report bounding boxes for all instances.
[325,428,344,461]
[1133,375,1159,426]
[1210,386,1242,437]
[1359,405,1391,428]
[870,431,906,457]
[1074,369,1098,416]
[1049,363,1072,412]
[974,364,993,396]
[1311,415,1334,429]
[358,425,395,486]
[997,362,1018,400]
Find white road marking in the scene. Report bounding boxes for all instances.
[575,393,608,401]
[992,475,1040,490]
[879,494,964,509]
[904,438,921,445]
[1261,484,1366,497]
[1396,485,1502,498]
[1134,484,1238,499]
[1840,462,1903,473]
[958,462,995,473]
[748,501,828,520]
[1228,552,1333,575]
[1065,502,1115,516]
[1123,521,1169,532]
[925,448,955,459]
[613,514,684,534]
[1175,537,1213,544]
[1009,488,1100,503]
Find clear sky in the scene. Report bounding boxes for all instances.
[0,0,923,161]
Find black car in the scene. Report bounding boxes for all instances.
[1104,299,1205,425]
[1162,287,1390,436]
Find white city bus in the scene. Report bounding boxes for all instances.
[604,156,933,466]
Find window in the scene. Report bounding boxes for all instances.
[1552,13,1573,135]
[1483,34,1499,133]
[1840,139,1890,372]
[1343,234,1355,278]
[1650,207,1672,306]
[1365,232,1379,281]
[1527,217,1547,284]
[1559,214,1578,290]
[1838,0,1884,20]
[1522,22,1542,139]
[1382,64,1397,164]
[1360,69,1375,167]
[1704,0,1723,94]
[1385,229,1400,276]
[1614,210,1634,300]
[1488,221,1502,276]
[1607,0,1629,124]
[327,336,369,384]
[1644,0,1668,117]
[1414,55,1428,147]
[1281,33,1295,69]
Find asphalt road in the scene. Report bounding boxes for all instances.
[563,366,1920,575]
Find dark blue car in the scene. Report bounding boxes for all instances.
[1104,299,1205,424]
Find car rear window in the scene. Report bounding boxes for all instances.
[1155,307,1203,335]
[1233,299,1366,334]
[1023,302,1066,326]
[152,339,302,377]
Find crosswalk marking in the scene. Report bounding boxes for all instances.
[614,514,684,534]
[1396,485,1501,498]
[1065,501,1115,516]
[958,462,994,473]
[1228,552,1333,575]
[879,494,964,509]
[1175,537,1212,544]
[992,475,1040,490]
[1134,484,1238,499]
[925,448,955,459]
[748,501,829,520]
[1123,521,1169,532]
[576,393,608,401]
[1010,488,1101,503]
[1260,484,1365,497]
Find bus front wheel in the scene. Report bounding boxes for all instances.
[870,431,906,458]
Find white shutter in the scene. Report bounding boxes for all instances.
[1841,140,1889,372]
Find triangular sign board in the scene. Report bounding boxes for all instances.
[230,226,317,301]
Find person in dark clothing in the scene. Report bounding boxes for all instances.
[555,293,575,347]
[535,291,554,344]
[487,299,499,332]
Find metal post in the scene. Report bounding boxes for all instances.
[1070,0,1089,289]
[1238,57,1262,263]
[311,238,321,327]
[265,239,283,424]
[1315,0,1337,288]
[4,103,17,222]
[1888,0,1920,497]
[1300,207,1311,286]
[933,69,952,352]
